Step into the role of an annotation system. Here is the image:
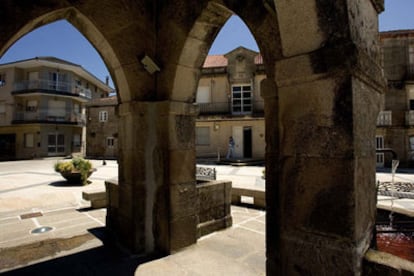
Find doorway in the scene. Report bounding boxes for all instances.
[243,127,252,158]
[232,126,252,159]
[48,133,65,155]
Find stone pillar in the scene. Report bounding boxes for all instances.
[109,100,198,255]
[265,1,385,274]
[261,78,282,274]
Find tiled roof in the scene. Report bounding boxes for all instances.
[87,96,118,106]
[380,29,414,39]
[203,55,228,68]
[203,53,264,68]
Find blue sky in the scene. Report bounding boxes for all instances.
[0,0,413,89]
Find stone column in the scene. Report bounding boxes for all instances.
[110,100,198,255]
[266,1,385,274]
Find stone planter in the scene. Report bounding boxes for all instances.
[60,169,95,185]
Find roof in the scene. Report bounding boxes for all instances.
[87,95,118,107]
[380,29,414,39]
[203,53,264,68]
[203,55,228,68]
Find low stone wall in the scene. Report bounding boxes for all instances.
[196,179,232,238]
[104,178,232,244]
[231,187,265,209]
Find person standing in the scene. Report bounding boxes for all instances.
[226,136,235,159]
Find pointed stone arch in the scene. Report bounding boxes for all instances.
[0,6,129,102]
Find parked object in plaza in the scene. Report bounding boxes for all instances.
[54,157,95,185]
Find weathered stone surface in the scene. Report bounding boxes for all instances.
[0,1,387,274]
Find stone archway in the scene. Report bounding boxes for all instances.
[165,0,386,274]
[0,1,386,274]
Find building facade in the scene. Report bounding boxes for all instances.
[0,57,112,160]
[85,96,118,159]
[377,30,414,168]
[196,47,265,160]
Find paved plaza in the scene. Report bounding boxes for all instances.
[0,159,414,274]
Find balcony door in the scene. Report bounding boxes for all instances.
[48,72,67,91]
[231,84,252,115]
[48,133,65,156]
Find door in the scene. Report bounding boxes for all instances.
[243,127,252,158]
[0,134,16,160]
[48,133,65,156]
[232,126,243,159]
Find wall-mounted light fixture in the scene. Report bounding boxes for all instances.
[214,122,220,131]
[141,55,160,74]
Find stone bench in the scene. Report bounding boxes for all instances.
[82,189,107,209]
[231,187,265,209]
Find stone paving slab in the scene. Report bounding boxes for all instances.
[135,206,265,276]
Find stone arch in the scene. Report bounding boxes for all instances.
[170,1,282,102]
[0,7,129,102]
[166,1,385,275]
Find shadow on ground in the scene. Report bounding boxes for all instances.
[48,180,93,187]
[1,228,160,276]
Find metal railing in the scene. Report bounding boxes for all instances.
[13,108,85,125]
[13,80,92,99]
[197,100,264,115]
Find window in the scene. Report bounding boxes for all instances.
[196,127,210,145]
[196,86,211,103]
[0,102,5,113]
[107,137,115,147]
[26,100,38,112]
[99,110,108,122]
[73,134,81,147]
[376,136,384,149]
[48,100,65,120]
[48,72,67,90]
[24,133,34,148]
[410,100,414,110]
[74,103,80,114]
[0,73,6,87]
[376,111,392,126]
[232,84,252,114]
[376,136,384,167]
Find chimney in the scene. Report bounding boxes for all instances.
[105,76,109,85]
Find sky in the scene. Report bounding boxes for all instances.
[0,0,413,89]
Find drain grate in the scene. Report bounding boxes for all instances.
[20,212,43,220]
[31,226,54,234]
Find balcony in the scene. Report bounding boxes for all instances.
[13,108,86,125]
[12,80,92,100]
[377,111,392,126]
[197,100,264,116]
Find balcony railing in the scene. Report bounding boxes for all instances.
[13,108,86,125]
[406,110,414,126]
[12,80,92,99]
[197,100,264,116]
[377,110,392,126]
